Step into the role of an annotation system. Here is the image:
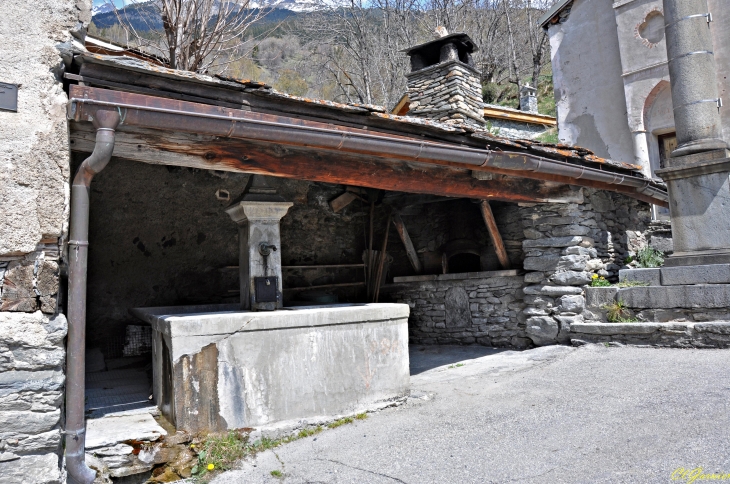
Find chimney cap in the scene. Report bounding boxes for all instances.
[400,33,478,56]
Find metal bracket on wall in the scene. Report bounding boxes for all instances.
[664,12,713,30]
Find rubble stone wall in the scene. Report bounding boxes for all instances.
[387,189,653,349]
[0,0,91,481]
[521,189,652,346]
[388,274,528,347]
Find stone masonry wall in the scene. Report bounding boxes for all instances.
[406,61,485,126]
[0,0,91,481]
[521,189,652,346]
[385,189,652,350]
[388,274,528,347]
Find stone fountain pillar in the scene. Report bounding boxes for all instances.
[226,176,292,311]
[656,0,730,267]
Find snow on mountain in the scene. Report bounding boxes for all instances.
[92,2,117,16]
[92,0,319,18]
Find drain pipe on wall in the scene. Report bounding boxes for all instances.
[65,109,119,484]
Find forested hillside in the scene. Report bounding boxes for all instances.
[90,0,557,115]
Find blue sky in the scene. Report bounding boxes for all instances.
[93,0,132,7]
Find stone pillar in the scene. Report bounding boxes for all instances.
[662,0,726,156]
[655,0,730,267]
[225,177,292,311]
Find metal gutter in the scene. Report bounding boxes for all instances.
[67,92,668,206]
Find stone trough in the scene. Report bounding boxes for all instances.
[131,303,410,433]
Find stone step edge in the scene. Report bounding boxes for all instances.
[570,321,730,335]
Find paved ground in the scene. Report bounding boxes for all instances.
[212,344,730,484]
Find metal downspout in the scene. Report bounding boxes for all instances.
[66,109,119,484]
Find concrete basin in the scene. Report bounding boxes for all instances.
[131,303,410,432]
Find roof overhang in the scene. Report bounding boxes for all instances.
[67,85,668,207]
[538,0,573,29]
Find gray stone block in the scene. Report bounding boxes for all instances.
[559,295,585,313]
[619,268,660,286]
[570,322,662,335]
[694,322,730,334]
[650,235,673,254]
[524,255,560,272]
[525,316,559,346]
[0,453,62,484]
[0,370,64,398]
[524,285,583,296]
[619,285,730,309]
[585,287,618,308]
[660,264,730,286]
[523,236,583,248]
[551,271,592,286]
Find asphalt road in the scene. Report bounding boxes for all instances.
[212,344,730,484]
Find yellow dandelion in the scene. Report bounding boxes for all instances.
[208,464,215,471]
[592,274,598,279]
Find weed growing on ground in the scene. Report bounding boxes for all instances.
[191,415,365,481]
[603,300,639,322]
[191,430,248,477]
[328,417,354,429]
[448,363,466,369]
[636,246,664,268]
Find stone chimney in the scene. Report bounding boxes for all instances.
[519,84,538,113]
[402,29,484,127]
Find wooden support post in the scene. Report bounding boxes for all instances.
[367,199,375,299]
[479,200,511,269]
[373,212,393,303]
[329,192,359,213]
[392,213,422,273]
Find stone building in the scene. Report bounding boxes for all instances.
[540,0,730,179]
[0,2,678,482]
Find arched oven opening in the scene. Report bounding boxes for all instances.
[442,238,482,274]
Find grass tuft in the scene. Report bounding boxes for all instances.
[613,280,650,288]
[636,246,664,268]
[270,470,283,478]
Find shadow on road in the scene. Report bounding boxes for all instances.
[409,344,512,375]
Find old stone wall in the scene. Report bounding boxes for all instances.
[0,0,91,481]
[521,189,652,346]
[387,273,528,347]
[385,189,653,349]
[406,61,484,126]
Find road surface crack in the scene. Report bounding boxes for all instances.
[313,458,409,483]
